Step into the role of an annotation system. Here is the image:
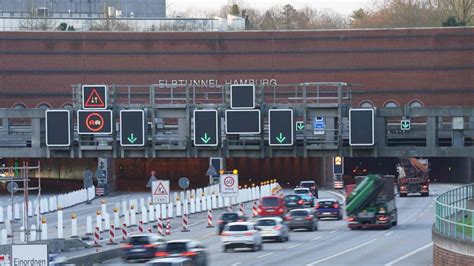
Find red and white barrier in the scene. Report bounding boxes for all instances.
[206,209,214,228]
[121,223,128,242]
[157,217,164,236]
[107,225,117,245]
[93,226,102,247]
[181,213,189,232]
[239,203,245,215]
[166,218,171,235]
[138,220,144,233]
[147,226,152,234]
[252,200,259,217]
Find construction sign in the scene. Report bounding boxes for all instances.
[82,85,107,109]
[152,180,170,204]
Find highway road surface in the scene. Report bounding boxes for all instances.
[103,183,458,266]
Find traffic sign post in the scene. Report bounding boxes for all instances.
[269,109,294,146]
[349,108,375,146]
[313,117,326,135]
[230,84,255,109]
[45,110,71,147]
[152,180,170,204]
[220,174,238,197]
[225,109,261,134]
[77,110,113,135]
[82,85,107,109]
[333,156,344,175]
[193,110,218,147]
[120,110,145,147]
[401,119,411,131]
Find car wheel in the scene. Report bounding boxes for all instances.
[338,215,343,220]
[252,243,258,252]
[259,244,263,251]
[309,225,315,232]
[223,246,228,253]
[285,235,289,241]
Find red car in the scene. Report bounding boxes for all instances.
[258,196,286,217]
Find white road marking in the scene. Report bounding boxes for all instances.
[384,231,393,237]
[311,236,323,242]
[306,238,377,265]
[286,243,301,249]
[330,230,338,234]
[231,263,241,266]
[256,252,274,259]
[384,242,433,266]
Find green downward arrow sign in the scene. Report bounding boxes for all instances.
[276,132,286,143]
[127,133,137,144]
[401,120,410,130]
[201,133,211,144]
[297,122,305,130]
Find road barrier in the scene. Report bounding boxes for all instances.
[168,203,174,218]
[182,213,189,232]
[114,209,120,230]
[86,216,93,235]
[138,220,144,233]
[93,226,101,247]
[121,223,127,242]
[30,224,37,241]
[57,209,63,239]
[0,229,6,245]
[107,225,116,245]
[124,210,130,227]
[158,217,164,236]
[207,209,214,228]
[141,207,148,224]
[71,214,78,238]
[20,226,25,243]
[148,204,155,222]
[104,213,110,233]
[239,203,245,215]
[176,199,182,217]
[96,211,102,232]
[41,218,48,240]
[166,218,171,235]
[130,207,137,227]
[252,200,258,217]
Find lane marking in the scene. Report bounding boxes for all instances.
[231,263,241,266]
[256,252,274,259]
[325,190,346,201]
[197,232,215,240]
[384,231,393,237]
[384,242,433,266]
[306,238,377,265]
[311,236,323,242]
[330,230,338,234]
[286,243,301,249]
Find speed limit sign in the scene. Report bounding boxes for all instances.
[220,174,238,196]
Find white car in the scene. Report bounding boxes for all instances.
[221,222,263,252]
[255,217,289,242]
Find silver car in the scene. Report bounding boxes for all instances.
[255,217,289,242]
[285,208,319,231]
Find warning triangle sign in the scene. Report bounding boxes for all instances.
[85,88,105,108]
[154,182,168,195]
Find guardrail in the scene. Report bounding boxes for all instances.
[435,184,474,241]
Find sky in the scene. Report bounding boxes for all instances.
[168,0,374,16]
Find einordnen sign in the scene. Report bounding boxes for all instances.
[12,244,48,266]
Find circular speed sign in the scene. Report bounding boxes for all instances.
[223,176,235,187]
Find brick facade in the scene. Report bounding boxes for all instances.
[0,27,473,108]
[434,244,474,266]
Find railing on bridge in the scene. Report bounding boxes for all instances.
[435,184,474,242]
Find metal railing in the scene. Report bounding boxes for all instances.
[435,184,474,241]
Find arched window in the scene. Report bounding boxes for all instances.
[61,103,73,110]
[359,101,374,108]
[12,103,27,109]
[37,103,51,110]
[384,101,398,108]
[409,100,423,108]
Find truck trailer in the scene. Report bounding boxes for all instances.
[346,174,398,230]
[397,158,429,197]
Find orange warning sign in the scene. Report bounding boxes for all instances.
[82,85,107,109]
[154,182,168,195]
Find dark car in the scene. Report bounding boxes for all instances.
[122,234,165,262]
[315,199,343,220]
[283,194,305,209]
[285,209,318,231]
[299,180,318,198]
[154,240,208,266]
[217,212,247,235]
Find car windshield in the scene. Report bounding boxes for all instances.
[257,219,277,226]
[228,225,249,231]
[165,242,188,253]
[300,182,315,188]
[319,201,336,208]
[262,197,279,206]
[291,210,309,216]
[221,213,238,221]
[128,236,151,245]
[284,195,301,202]
[294,189,309,194]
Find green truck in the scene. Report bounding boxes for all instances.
[346,174,398,229]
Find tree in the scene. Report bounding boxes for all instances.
[280,4,298,30]
[442,15,466,26]
[439,0,473,25]
[230,4,240,16]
